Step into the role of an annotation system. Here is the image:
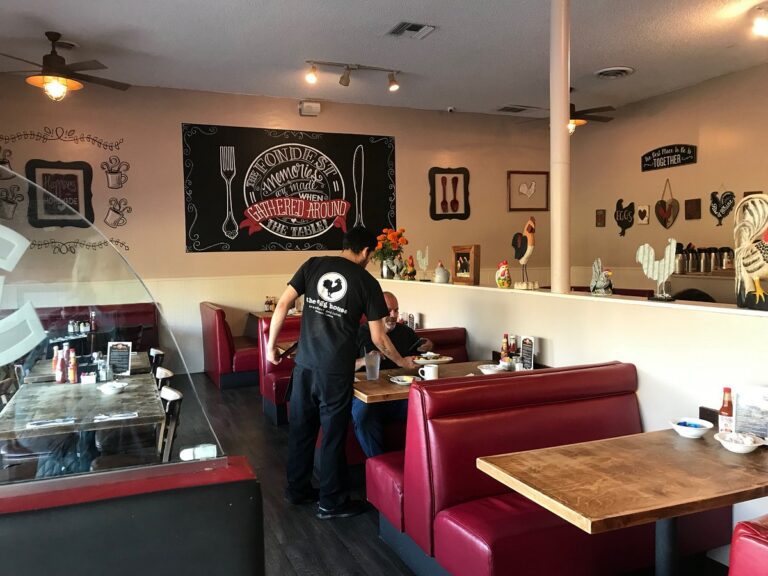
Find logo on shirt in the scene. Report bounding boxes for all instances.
[317,272,347,303]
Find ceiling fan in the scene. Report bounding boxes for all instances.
[0,31,130,101]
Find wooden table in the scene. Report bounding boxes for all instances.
[26,351,151,384]
[0,372,165,440]
[354,360,496,403]
[477,429,768,576]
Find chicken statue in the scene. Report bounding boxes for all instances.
[495,260,512,288]
[511,216,537,289]
[400,255,417,281]
[416,247,429,281]
[635,238,676,300]
[734,194,768,309]
[589,258,613,296]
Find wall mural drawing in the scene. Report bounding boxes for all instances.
[182,123,395,252]
[30,238,130,254]
[25,159,94,228]
[0,185,23,220]
[0,147,13,180]
[103,197,132,228]
[101,156,130,189]
[0,127,123,151]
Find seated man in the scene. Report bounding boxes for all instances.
[352,291,432,458]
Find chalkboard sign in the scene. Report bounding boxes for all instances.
[520,336,535,371]
[641,145,697,172]
[182,124,396,252]
[107,341,132,376]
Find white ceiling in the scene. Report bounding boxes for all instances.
[2,0,768,115]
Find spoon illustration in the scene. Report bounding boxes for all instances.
[450,176,459,212]
[440,176,448,212]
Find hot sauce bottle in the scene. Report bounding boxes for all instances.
[51,346,59,372]
[718,387,734,434]
[55,353,67,384]
[501,333,509,360]
[68,355,78,384]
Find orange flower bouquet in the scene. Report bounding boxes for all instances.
[372,228,408,263]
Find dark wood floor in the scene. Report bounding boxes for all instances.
[178,373,728,576]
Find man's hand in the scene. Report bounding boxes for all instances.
[400,355,419,370]
[267,345,282,365]
[417,338,434,353]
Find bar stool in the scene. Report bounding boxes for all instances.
[155,366,174,390]
[149,348,165,372]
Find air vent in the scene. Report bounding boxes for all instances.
[595,66,635,79]
[387,22,436,39]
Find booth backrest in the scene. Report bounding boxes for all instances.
[200,302,234,384]
[414,327,468,362]
[257,315,302,396]
[403,361,640,554]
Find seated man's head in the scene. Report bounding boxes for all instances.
[383,291,399,332]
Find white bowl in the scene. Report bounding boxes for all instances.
[477,364,504,375]
[670,417,713,439]
[497,357,516,371]
[714,432,766,454]
[97,382,128,396]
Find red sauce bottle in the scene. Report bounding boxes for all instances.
[718,387,734,434]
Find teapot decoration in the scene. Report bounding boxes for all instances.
[495,260,512,288]
[434,260,450,284]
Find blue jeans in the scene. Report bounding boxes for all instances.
[351,398,408,458]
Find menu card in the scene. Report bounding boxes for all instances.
[520,336,535,371]
[107,341,132,376]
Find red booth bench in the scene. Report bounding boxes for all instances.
[365,361,732,576]
[200,302,259,390]
[730,514,768,576]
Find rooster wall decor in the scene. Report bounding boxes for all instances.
[614,199,635,236]
[734,193,768,309]
[636,238,676,300]
[710,190,736,226]
[511,216,538,289]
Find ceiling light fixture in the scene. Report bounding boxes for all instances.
[387,72,399,92]
[303,60,401,92]
[25,74,83,101]
[339,67,351,87]
[568,118,587,135]
[754,6,768,37]
[305,64,318,84]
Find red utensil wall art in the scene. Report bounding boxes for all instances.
[428,167,470,221]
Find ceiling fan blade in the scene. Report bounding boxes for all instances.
[68,71,130,91]
[0,69,39,74]
[581,115,614,123]
[0,53,42,68]
[65,59,107,72]
[576,106,616,115]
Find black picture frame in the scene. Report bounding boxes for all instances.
[428,167,470,220]
[25,159,94,228]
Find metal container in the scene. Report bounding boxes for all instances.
[688,252,700,273]
[674,253,687,275]
[700,252,711,273]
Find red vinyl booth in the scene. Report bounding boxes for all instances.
[366,361,732,576]
[199,302,259,389]
[730,514,768,576]
[256,314,302,425]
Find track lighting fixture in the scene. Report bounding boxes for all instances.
[339,67,351,87]
[303,60,401,92]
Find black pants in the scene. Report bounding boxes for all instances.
[286,365,353,509]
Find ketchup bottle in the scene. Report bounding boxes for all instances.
[718,387,734,434]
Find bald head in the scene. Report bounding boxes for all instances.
[382,291,399,331]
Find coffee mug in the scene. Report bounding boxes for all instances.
[418,364,439,380]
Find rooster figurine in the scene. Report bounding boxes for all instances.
[416,247,429,281]
[635,238,676,299]
[511,216,536,288]
[734,194,768,308]
[401,255,417,281]
[589,258,613,296]
[495,260,512,288]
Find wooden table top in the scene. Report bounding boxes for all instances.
[26,351,151,384]
[354,360,495,403]
[0,372,164,440]
[477,429,768,534]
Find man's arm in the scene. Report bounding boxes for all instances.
[267,285,299,365]
[369,319,418,369]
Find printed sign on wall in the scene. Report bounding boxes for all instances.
[641,144,697,172]
[182,124,395,252]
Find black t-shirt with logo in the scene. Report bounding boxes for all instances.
[357,323,419,370]
[289,256,388,374]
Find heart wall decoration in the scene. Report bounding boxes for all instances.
[637,205,650,225]
[709,190,735,226]
[655,178,679,229]
[614,198,635,236]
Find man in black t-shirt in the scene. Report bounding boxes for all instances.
[267,227,418,520]
[352,291,433,457]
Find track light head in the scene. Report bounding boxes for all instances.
[305,64,318,84]
[388,72,400,92]
[339,67,351,87]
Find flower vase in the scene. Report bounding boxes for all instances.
[381,260,396,279]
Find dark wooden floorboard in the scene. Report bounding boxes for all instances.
[177,373,414,576]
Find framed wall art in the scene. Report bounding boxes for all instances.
[595,209,606,227]
[451,244,480,285]
[429,167,470,221]
[25,159,94,228]
[684,198,701,220]
[508,171,549,212]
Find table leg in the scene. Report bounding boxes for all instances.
[655,517,679,576]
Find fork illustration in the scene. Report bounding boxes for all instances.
[219,146,238,240]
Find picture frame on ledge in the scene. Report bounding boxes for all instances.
[507,170,549,212]
[451,244,480,285]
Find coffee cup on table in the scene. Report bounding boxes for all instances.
[418,364,439,380]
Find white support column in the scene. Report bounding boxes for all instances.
[550,0,571,293]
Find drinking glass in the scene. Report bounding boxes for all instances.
[364,350,381,380]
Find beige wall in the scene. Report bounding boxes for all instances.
[0,77,549,284]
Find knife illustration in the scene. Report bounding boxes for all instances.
[353,145,365,227]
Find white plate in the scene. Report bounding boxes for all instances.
[477,364,504,375]
[390,375,422,386]
[714,432,766,454]
[414,356,453,365]
[97,382,128,396]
